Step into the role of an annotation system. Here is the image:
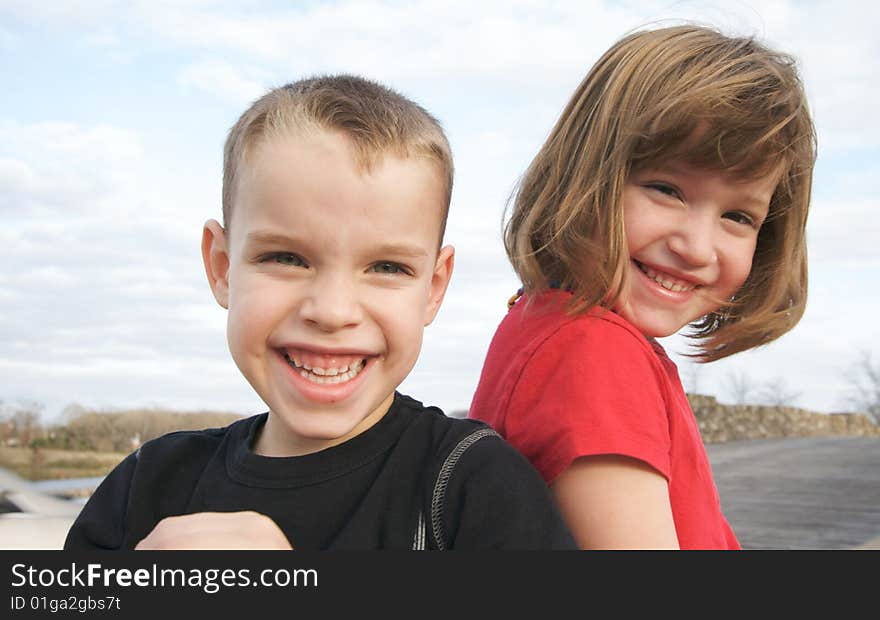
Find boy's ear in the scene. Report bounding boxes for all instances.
[202,219,230,309]
[424,245,455,326]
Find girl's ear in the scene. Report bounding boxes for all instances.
[424,245,455,326]
[201,219,230,309]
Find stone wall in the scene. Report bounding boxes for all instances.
[687,394,880,443]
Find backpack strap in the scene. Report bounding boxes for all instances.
[411,426,500,550]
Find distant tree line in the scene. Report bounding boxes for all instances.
[0,401,244,453]
[3,349,878,453]
[681,348,880,424]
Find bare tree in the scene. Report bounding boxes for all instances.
[60,403,88,424]
[843,350,880,423]
[0,400,45,446]
[757,376,802,407]
[724,370,756,405]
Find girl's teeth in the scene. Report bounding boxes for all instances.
[639,263,696,292]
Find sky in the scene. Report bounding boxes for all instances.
[1,0,878,422]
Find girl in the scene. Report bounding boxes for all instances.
[468,25,816,549]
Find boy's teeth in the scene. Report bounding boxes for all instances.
[284,354,365,384]
[313,366,345,376]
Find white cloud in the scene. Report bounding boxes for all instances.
[0,122,144,217]
[82,28,120,48]
[178,60,275,105]
[0,119,225,417]
[8,1,877,158]
[0,23,18,49]
[0,0,117,23]
[2,0,878,420]
[753,1,880,154]
[808,196,880,266]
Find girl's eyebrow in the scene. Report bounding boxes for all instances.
[740,194,771,209]
[639,164,773,206]
[643,161,695,176]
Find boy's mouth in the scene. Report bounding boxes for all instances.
[282,349,369,385]
[634,260,701,293]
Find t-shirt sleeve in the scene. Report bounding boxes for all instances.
[63,451,137,551]
[443,435,577,549]
[504,317,672,484]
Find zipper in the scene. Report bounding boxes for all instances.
[429,427,499,550]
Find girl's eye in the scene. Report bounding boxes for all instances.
[371,261,409,275]
[260,252,308,267]
[723,211,757,227]
[646,183,682,200]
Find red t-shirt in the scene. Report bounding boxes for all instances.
[468,290,740,550]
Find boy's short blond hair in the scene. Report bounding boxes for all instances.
[223,75,454,241]
[504,24,817,362]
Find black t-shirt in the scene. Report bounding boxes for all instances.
[64,393,575,550]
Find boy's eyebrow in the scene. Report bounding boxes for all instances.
[244,231,304,246]
[244,231,429,257]
[372,243,429,258]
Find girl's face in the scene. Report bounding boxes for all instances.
[614,162,776,338]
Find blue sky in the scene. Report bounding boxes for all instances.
[1,0,878,420]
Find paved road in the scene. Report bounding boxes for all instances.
[706,436,880,550]
[3,437,879,550]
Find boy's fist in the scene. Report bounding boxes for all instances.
[135,511,293,550]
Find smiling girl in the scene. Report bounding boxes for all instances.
[469,24,816,549]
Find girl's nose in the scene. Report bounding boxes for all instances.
[667,213,718,267]
[298,273,363,332]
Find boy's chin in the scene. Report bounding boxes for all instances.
[255,416,356,456]
[259,397,393,456]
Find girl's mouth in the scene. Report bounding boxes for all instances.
[634,260,700,293]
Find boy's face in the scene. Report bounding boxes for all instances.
[202,129,454,456]
[616,162,775,338]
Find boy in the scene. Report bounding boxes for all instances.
[64,75,575,550]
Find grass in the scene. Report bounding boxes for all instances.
[0,446,127,481]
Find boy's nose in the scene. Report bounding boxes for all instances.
[298,274,363,331]
[667,214,718,267]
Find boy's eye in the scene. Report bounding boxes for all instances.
[371,261,410,275]
[260,252,308,267]
[723,211,757,227]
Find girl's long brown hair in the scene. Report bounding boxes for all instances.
[504,25,816,362]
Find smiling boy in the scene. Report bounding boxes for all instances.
[64,75,575,550]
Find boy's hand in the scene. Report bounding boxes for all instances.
[135,511,293,550]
